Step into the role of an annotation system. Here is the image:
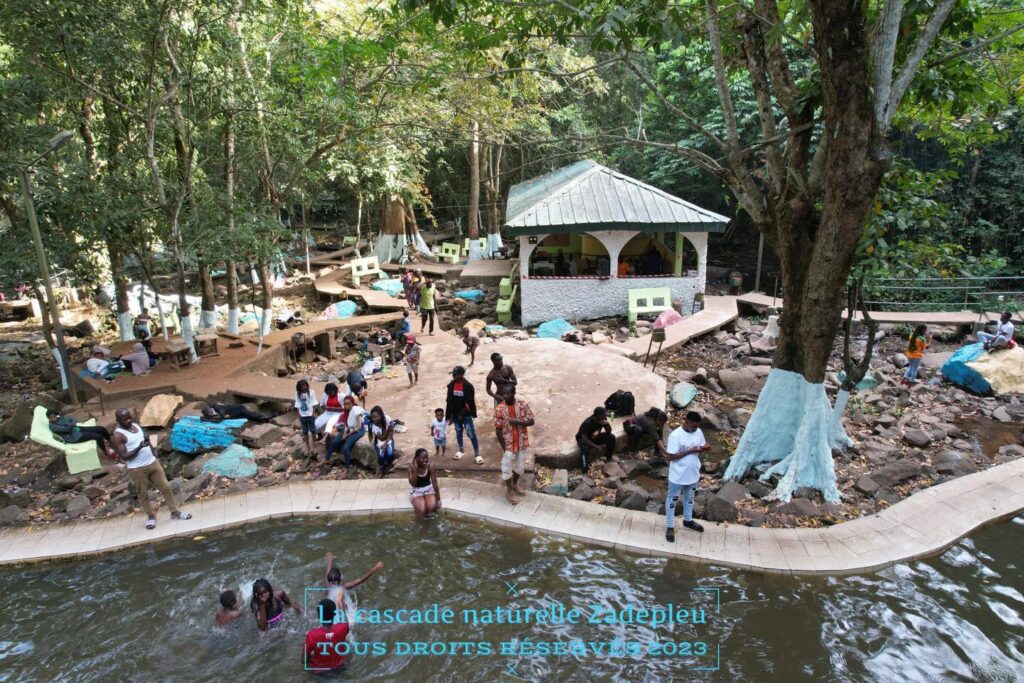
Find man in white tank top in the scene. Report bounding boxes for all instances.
[111,408,192,529]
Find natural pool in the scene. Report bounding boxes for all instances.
[1,515,1022,682]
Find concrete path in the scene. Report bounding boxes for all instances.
[614,295,739,360]
[2,456,1021,574]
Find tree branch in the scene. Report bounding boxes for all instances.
[870,0,904,126]
[705,0,740,149]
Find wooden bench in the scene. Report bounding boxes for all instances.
[496,285,518,325]
[499,261,519,298]
[29,406,102,474]
[194,332,220,358]
[462,237,487,257]
[628,287,673,324]
[341,235,358,247]
[350,256,386,287]
[438,242,461,264]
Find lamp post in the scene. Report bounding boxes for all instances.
[19,130,79,404]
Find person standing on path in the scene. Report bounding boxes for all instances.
[403,334,421,387]
[901,325,930,387]
[445,366,481,464]
[485,353,517,406]
[110,408,191,529]
[664,411,710,541]
[493,387,535,505]
[419,278,436,335]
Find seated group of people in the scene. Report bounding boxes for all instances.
[575,405,669,467]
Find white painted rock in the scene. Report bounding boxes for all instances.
[140,394,184,428]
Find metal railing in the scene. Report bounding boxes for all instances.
[860,275,1024,317]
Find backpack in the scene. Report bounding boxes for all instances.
[604,390,636,416]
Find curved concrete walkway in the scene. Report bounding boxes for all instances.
[2,456,1022,574]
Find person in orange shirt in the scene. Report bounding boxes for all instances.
[901,324,930,387]
[493,388,535,505]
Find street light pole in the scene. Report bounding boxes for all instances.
[19,136,80,404]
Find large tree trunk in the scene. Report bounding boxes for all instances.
[109,245,134,341]
[467,121,482,260]
[403,202,433,259]
[226,260,239,334]
[376,197,407,263]
[724,0,888,502]
[257,259,273,336]
[482,141,504,258]
[198,261,216,328]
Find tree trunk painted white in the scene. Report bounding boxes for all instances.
[468,240,483,260]
[51,347,68,391]
[153,297,169,340]
[181,313,199,362]
[828,388,854,452]
[227,307,240,335]
[723,369,841,502]
[117,312,134,342]
[200,309,217,329]
[485,232,503,258]
[765,315,780,339]
[375,233,407,263]
[260,308,273,336]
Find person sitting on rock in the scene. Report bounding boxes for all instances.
[624,407,668,459]
[576,406,615,466]
[977,311,1016,351]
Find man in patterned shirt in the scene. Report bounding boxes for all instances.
[493,387,535,505]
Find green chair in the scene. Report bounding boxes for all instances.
[438,242,461,264]
[29,406,103,475]
[496,285,517,324]
[627,287,672,324]
[499,261,519,298]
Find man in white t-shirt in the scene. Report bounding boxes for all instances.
[977,311,1016,350]
[664,411,711,541]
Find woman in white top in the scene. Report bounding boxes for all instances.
[324,395,366,477]
[367,405,397,477]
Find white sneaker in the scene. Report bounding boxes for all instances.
[454,451,465,460]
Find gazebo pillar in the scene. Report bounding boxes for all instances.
[673,233,684,276]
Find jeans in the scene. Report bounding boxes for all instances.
[666,481,697,529]
[420,308,435,333]
[325,427,365,466]
[452,416,479,455]
[903,357,922,381]
[376,440,395,469]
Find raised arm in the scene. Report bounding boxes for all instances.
[325,552,335,585]
[344,561,384,590]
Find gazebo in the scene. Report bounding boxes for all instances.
[505,160,730,326]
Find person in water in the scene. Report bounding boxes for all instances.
[324,552,385,611]
[304,599,350,672]
[408,448,441,518]
[250,578,301,631]
[215,590,244,627]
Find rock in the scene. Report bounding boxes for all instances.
[745,480,772,498]
[171,473,212,503]
[568,484,597,501]
[615,482,649,510]
[728,408,752,428]
[776,498,820,517]
[590,331,609,344]
[997,444,1024,458]
[717,368,765,396]
[703,495,739,522]
[992,406,1011,423]
[0,394,63,443]
[902,429,932,448]
[174,401,207,420]
[871,460,921,486]
[873,486,900,505]
[601,461,626,479]
[241,423,284,448]
[854,475,880,496]
[48,491,74,510]
[271,412,299,428]
[892,353,909,368]
[139,394,184,428]
[669,382,698,409]
[550,469,569,495]
[57,475,81,491]
[715,480,749,504]
[0,505,29,526]
[933,449,978,476]
[84,485,106,500]
[619,459,651,477]
[692,368,708,385]
[65,494,92,518]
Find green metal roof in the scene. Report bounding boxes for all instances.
[505,160,730,235]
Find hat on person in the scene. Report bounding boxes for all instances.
[451,365,466,376]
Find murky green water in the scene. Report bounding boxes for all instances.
[1,515,1022,682]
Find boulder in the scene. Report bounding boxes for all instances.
[590,331,610,345]
[615,483,649,510]
[568,484,597,501]
[745,480,772,498]
[271,412,299,428]
[892,353,909,369]
[941,343,992,394]
[854,475,880,496]
[729,408,753,428]
[669,382,698,409]
[992,406,1011,423]
[618,459,651,477]
[550,469,569,495]
[717,368,765,396]
[65,494,92,518]
[997,444,1024,458]
[83,485,106,500]
[139,394,184,428]
[873,486,900,505]
[347,441,380,471]
[703,495,739,522]
[715,480,749,504]
[0,394,63,443]
[902,429,932,448]
[932,449,978,476]
[871,460,921,487]
[241,423,284,448]
[170,472,214,503]
[601,461,626,479]
[776,498,820,517]
[0,505,29,526]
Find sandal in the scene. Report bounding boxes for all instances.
[172,511,193,521]
[474,455,485,465]
[453,451,464,460]
[145,516,156,530]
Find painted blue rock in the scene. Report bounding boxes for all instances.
[453,289,485,302]
[201,443,257,479]
[370,278,404,297]
[536,319,576,339]
[170,416,247,454]
[670,381,698,409]
[942,342,992,394]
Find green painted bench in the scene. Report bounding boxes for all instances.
[627,287,672,324]
[499,261,519,298]
[496,284,518,324]
[350,256,386,287]
[462,237,487,257]
[341,235,358,248]
[29,406,103,475]
[438,242,461,264]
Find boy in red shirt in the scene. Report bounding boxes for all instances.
[304,598,350,672]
